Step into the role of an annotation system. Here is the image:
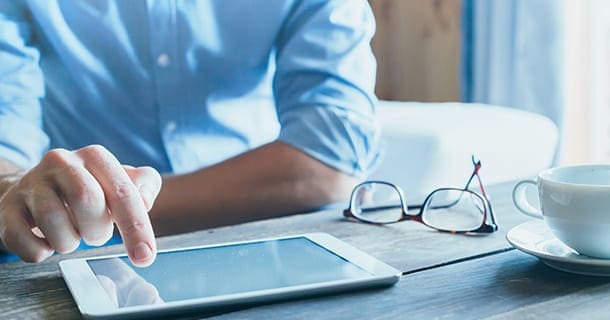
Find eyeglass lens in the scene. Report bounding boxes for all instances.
[351,183,487,232]
[422,189,486,232]
[351,182,403,223]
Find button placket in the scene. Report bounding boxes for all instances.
[148,0,181,172]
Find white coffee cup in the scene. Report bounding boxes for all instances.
[512,164,610,259]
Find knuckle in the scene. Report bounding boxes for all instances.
[59,167,104,208]
[79,144,110,160]
[121,219,147,236]
[108,183,138,203]
[71,182,97,206]
[41,148,71,167]
[39,149,79,180]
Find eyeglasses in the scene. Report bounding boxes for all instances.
[343,156,498,234]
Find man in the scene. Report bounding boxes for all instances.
[0,1,379,266]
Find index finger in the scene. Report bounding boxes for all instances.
[76,145,156,267]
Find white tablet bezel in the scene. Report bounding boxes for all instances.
[59,232,401,319]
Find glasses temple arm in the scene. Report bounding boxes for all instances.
[354,204,423,213]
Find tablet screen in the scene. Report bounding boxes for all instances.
[88,237,371,308]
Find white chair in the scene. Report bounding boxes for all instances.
[370,100,559,199]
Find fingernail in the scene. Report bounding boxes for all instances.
[132,243,152,262]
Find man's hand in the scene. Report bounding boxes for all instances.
[0,145,161,266]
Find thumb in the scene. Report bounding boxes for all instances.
[123,165,162,211]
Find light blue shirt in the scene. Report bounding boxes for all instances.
[0,0,380,177]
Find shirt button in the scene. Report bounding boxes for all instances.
[157,54,170,67]
[166,121,177,133]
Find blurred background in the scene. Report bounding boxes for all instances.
[370,0,609,165]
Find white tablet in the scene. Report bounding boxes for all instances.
[59,233,401,319]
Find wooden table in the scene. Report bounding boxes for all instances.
[2,180,610,319]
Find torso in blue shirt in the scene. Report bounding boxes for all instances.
[0,0,379,176]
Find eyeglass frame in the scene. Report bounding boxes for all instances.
[343,156,498,234]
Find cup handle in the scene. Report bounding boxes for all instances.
[512,180,543,219]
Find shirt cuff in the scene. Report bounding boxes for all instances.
[277,104,381,178]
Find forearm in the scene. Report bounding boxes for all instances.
[150,141,359,235]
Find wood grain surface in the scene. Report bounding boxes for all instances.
[212,251,610,320]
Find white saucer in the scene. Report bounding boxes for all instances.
[506,220,610,276]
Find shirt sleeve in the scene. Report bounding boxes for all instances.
[273,0,381,178]
[0,2,48,170]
